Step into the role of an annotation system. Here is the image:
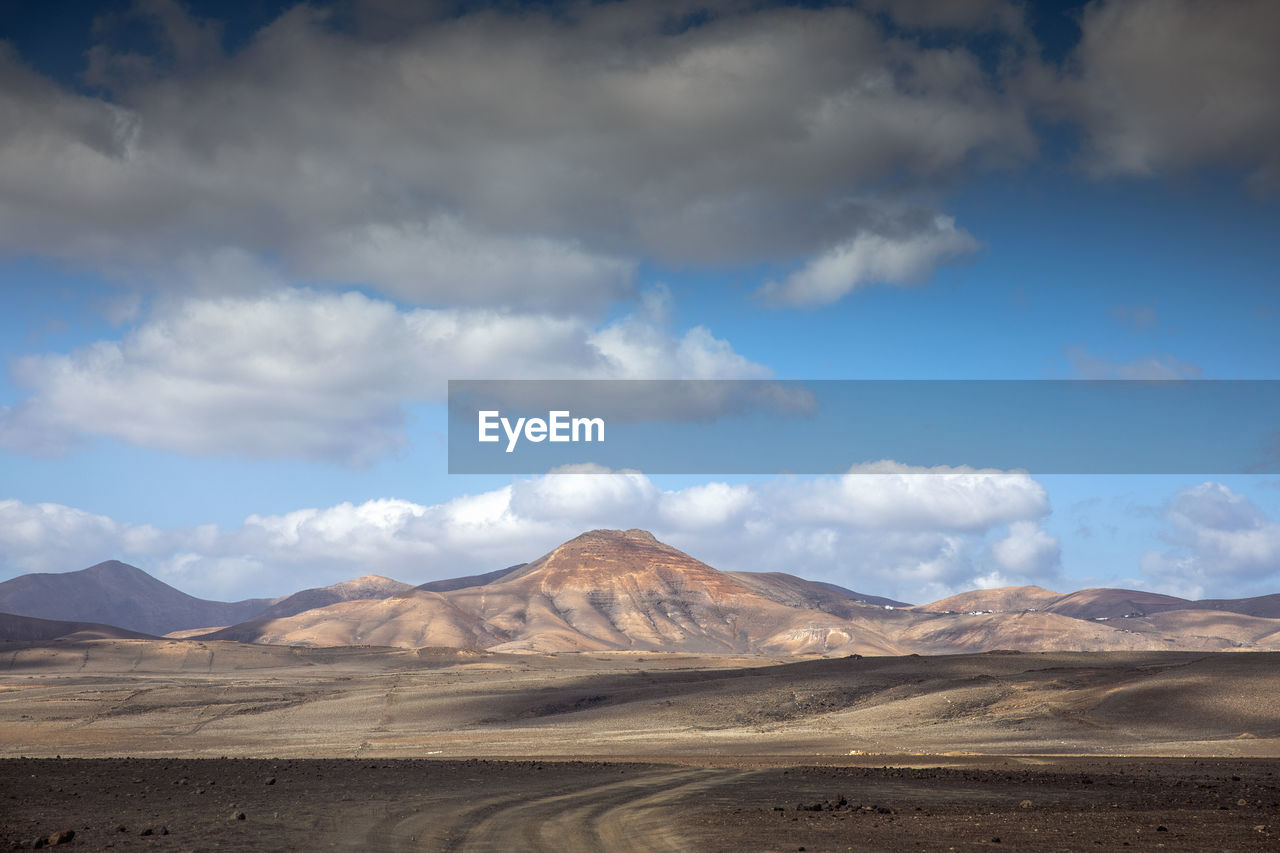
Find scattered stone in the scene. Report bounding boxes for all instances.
[1157,825,1168,832]
[1019,800,1034,809]
[232,811,246,821]
[265,777,276,785]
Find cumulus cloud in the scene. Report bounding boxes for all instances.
[0,499,167,575]
[1141,482,1280,598]
[1065,0,1280,190]
[989,519,1062,579]
[0,462,1061,603]
[758,214,979,306]
[0,1,1031,303]
[0,288,768,464]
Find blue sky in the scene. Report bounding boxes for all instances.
[1,0,1278,603]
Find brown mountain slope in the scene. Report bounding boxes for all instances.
[913,585,1063,614]
[1183,593,1280,619]
[414,564,527,593]
[199,589,505,649]
[0,611,155,643]
[0,561,272,635]
[896,611,1211,654]
[723,571,908,617]
[254,575,412,620]
[1122,610,1280,647]
[1041,588,1191,620]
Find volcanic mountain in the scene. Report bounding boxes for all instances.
[0,561,272,636]
[209,529,907,654]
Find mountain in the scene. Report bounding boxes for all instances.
[0,561,273,636]
[253,575,412,620]
[200,589,504,648]
[1183,593,1280,619]
[209,529,906,655]
[913,586,1063,614]
[414,564,526,593]
[1040,588,1192,620]
[723,571,909,617]
[914,585,1280,625]
[0,611,155,643]
[13,538,1280,656]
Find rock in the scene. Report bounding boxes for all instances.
[45,831,74,846]
[232,811,246,821]
[1019,799,1034,809]
[265,777,276,785]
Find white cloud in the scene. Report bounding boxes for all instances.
[0,499,166,575]
[0,462,1062,603]
[759,215,980,306]
[1141,482,1280,598]
[1065,0,1280,190]
[0,288,767,464]
[990,520,1062,579]
[775,461,1049,532]
[0,2,1032,299]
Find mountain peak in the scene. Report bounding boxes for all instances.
[82,560,147,576]
[573,528,660,544]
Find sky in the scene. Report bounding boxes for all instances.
[1,0,1278,604]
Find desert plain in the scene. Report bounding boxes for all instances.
[2,639,1278,851]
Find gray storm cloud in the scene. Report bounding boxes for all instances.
[0,0,1037,307]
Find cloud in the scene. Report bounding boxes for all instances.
[758,214,980,306]
[0,499,167,575]
[1065,346,1203,380]
[1065,0,1280,190]
[0,462,1061,603]
[0,1,1032,303]
[990,519,1061,578]
[0,288,768,464]
[1141,482,1280,598]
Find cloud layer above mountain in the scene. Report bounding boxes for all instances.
[0,462,1060,603]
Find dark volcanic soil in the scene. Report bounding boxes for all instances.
[2,757,1277,851]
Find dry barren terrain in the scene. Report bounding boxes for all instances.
[3,639,1278,850]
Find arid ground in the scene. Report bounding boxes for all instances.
[3,640,1278,850]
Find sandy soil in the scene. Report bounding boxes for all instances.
[2,640,1279,850]
[2,756,1277,851]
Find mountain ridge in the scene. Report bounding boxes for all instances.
[5,534,1280,655]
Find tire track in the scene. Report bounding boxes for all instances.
[360,766,756,852]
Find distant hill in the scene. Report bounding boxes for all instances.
[0,611,155,643]
[724,571,910,617]
[254,575,412,620]
[414,565,526,594]
[0,561,273,636]
[913,586,1063,614]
